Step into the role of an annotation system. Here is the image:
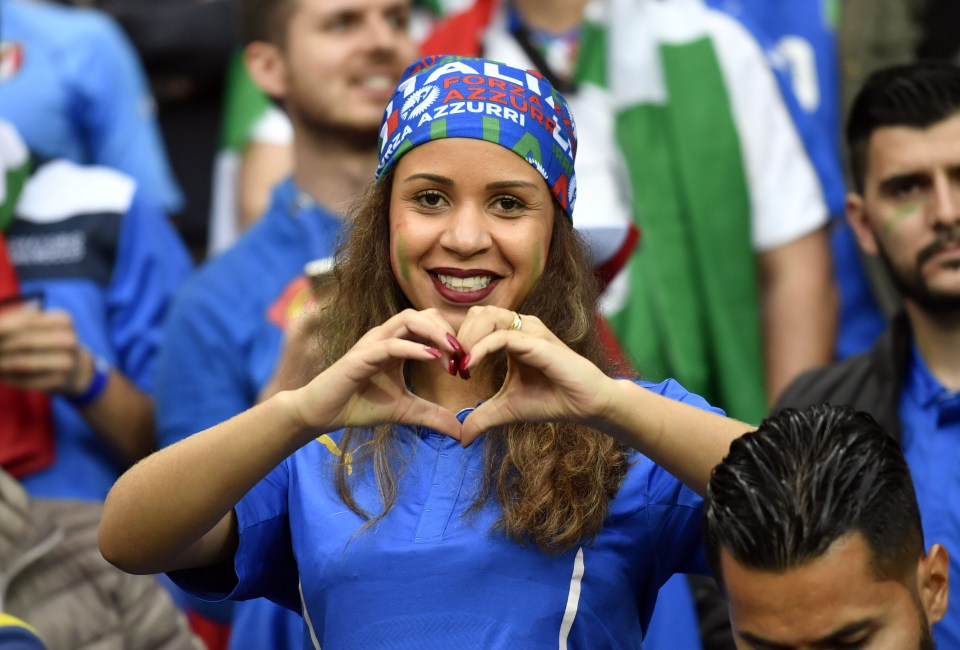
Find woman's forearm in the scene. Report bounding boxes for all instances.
[590,380,751,495]
[99,390,314,574]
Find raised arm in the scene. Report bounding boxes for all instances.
[99,309,463,575]
[457,306,751,494]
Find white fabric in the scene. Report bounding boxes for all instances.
[17,160,135,223]
[483,6,634,268]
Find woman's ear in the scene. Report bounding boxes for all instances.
[244,41,288,100]
[917,543,950,624]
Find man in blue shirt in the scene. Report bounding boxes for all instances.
[152,0,419,642]
[776,60,960,648]
[0,0,183,215]
[0,119,192,502]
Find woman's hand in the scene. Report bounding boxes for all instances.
[455,306,615,446]
[291,308,464,440]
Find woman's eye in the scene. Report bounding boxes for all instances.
[493,196,526,213]
[415,191,446,208]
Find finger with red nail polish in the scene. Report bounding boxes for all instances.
[446,333,463,354]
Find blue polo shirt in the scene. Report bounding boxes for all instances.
[173,378,719,649]
[901,346,960,649]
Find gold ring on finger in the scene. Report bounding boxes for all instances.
[508,311,522,331]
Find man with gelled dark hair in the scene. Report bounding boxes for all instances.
[705,404,948,650]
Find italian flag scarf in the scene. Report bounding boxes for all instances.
[425,0,766,423]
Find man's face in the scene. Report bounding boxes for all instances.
[847,113,960,313]
[278,0,418,137]
[720,534,945,650]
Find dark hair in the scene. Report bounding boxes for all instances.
[847,60,960,192]
[240,0,298,46]
[704,404,924,587]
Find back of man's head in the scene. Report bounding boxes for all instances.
[704,404,924,586]
[847,60,960,192]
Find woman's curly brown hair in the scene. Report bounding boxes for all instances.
[316,170,630,554]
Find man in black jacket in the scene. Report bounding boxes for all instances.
[775,60,960,646]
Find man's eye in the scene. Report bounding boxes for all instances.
[325,13,357,31]
[886,177,927,198]
[385,9,409,30]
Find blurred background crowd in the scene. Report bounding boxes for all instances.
[2,0,960,648]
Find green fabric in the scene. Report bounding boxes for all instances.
[220,52,275,151]
[578,20,766,424]
[0,158,28,233]
[824,0,840,29]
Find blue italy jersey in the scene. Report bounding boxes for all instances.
[707,0,844,216]
[707,0,886,358]
[154,178,344,449]
[172,379,720,649]
[7,160,192,499]
[0,0,182,214]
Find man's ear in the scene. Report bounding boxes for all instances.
[845,192,880,256]
[918,543,949,624]
[244,41,288,99]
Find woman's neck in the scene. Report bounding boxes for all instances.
[407,361,492,416]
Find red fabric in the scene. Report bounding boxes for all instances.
[0,233,55,479]
[186,610,232,650]
[596,224,641,292]
[419,0,495,57]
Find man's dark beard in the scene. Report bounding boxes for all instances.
[876,222,960,315]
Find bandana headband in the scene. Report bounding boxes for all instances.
[376,55,579,221]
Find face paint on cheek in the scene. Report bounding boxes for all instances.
[527,240,544,291]
[394,234,411,282]
[884,202,920,238]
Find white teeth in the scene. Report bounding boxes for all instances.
[437,274,492,292]
[361,75,394,90]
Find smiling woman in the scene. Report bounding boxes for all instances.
[99,55,751,649]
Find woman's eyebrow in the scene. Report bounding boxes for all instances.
[485,180,541,191]
[400,173,453,186]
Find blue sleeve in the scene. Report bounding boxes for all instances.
[106,190,192,392]
[63,9,183,214]
[153,271,261,448]
[169,459,301,613]
[632,378,719,578]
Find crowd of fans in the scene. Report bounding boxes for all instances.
[1,0,960,648]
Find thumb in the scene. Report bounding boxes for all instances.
[400,396,463,442]
[459,398,513,447]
